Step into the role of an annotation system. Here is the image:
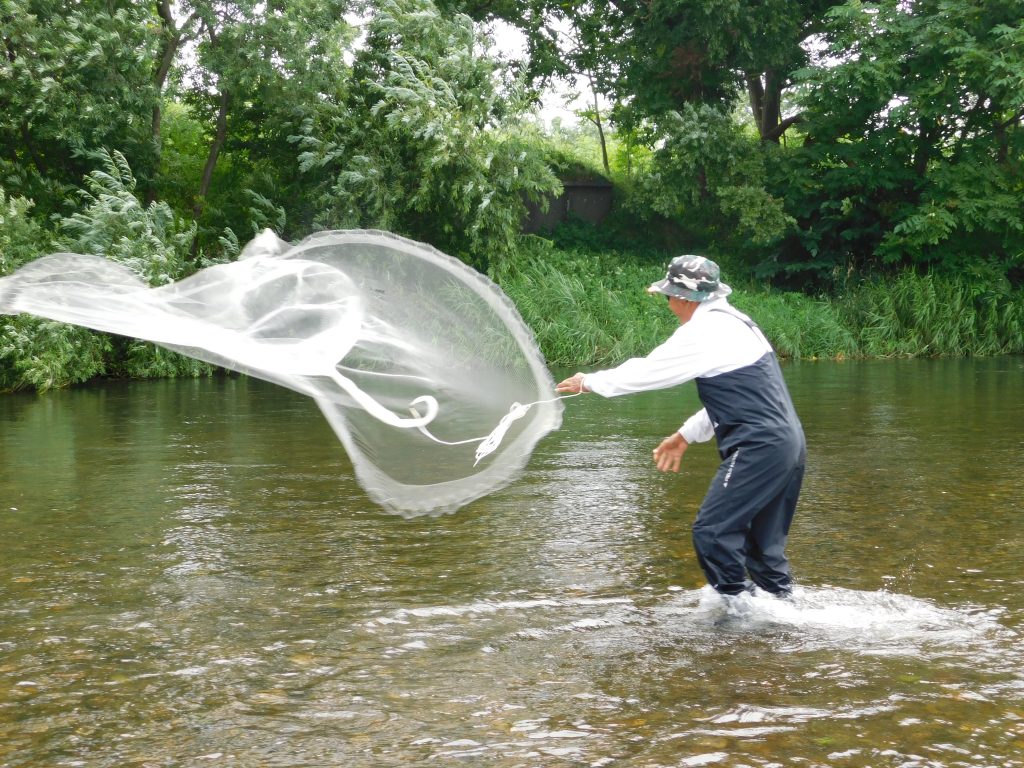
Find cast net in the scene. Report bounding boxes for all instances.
[0,229,562,516]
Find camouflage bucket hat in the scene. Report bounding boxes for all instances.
[647,254,732,302]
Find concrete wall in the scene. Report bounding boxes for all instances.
[523,180,614,233]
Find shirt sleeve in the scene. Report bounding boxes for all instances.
[582,326,709,397]
[679,408,715,444]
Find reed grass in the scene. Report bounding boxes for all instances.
[497,243,675,366]
[729,290,858,360]
[842,273,1024,358]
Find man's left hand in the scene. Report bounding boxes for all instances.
[653,432,688,473]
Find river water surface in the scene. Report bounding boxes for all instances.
[1,359,1022,767]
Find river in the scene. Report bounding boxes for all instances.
[1,358,1022,767]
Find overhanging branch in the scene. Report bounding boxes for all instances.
[763,112,805,142]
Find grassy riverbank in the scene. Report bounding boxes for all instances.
[497,241,1024,366]
[3,235,1023,392]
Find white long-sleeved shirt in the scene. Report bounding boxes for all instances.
[581,298,772,444]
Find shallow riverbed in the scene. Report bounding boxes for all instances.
[2,358,1022,767]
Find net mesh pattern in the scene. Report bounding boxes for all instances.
[0,230,562,516]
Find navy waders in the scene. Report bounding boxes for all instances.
[692,327,806,596]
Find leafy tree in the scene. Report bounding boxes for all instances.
[443,0,839,143]
[780,0,1024,282]
[639,104,796,265]
[0,0,160,215]
[0,152,210,390]
[0,187,50,276]
[443,0,837,278]
[297,0,560,271]
[57,151,196,285]
[166,0,354,252]
[0,184,110,391]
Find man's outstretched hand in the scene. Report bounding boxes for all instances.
[555,373,589,394]
[653,432,689,473]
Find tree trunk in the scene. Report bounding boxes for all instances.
[746,70,788,143]
[190,89,230,259]
[586,71,610,176]
[913,118,934,177]
[747,74,765,136]
[148,2,197,204]
[592,99,610,177]
[148,40,178,203]
[151,20,181,148]
[994,109,1023,165]
[761,69,782,140]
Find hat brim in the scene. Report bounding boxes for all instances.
[647,278,732,302]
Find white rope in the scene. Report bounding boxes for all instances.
[411,392,583,465]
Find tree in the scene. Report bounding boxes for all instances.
[779,0,1024,281]
[149,0,203,204]
[0,151,211,391]
[442,0,838,276]
[0,0,159,215]
[167,0,354,251]
[443,0,839,143]
[297,0,560,271]
[639,104,795,264]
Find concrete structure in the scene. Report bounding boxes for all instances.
[523,176,613,233]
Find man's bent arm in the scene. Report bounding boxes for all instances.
[680,408,714,444]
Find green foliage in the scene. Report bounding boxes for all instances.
[58,150,211,380]
[297,0,559,271]
[536,124,609,181]
[177,0,355,248]
[499,239,857,365]
[499,244,1021,364]
[498,238,675,365]
[782,0,1024,281]
[58,151,196,286]
[0,188,51,275]
[0,187,106,392]
[842,272,1024,357]
[153,102,208,220]
[447,0,837,141]
[528,209,684,272]
[729,290,858,360]
[0,0,159,214]
[542,119,656,190]
[637,105,796,261]
[0,316,111,392]
[0,152,212,390]
[1,0,1021,391]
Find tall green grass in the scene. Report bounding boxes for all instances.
[729,290,858,360]
[497,242,676,366]
[498,243,1024,365]
[841,273,1024,357]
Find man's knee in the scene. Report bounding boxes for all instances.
[691,523,718,558]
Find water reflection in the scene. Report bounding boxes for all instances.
[1,360,1023,766]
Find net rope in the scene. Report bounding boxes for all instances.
[411,392,582,465]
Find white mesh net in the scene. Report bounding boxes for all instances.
[0,229,563,516]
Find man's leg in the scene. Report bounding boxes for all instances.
[691,446,791,596]
[745,462,804,595]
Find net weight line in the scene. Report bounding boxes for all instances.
[411,392,583,465]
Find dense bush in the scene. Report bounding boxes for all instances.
[0,152,213,391]
[296,0,559,272]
